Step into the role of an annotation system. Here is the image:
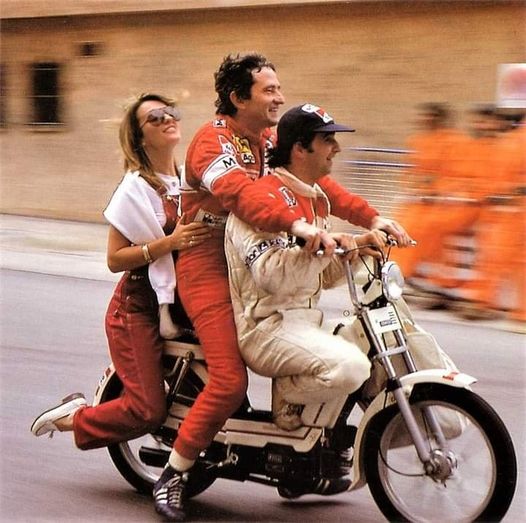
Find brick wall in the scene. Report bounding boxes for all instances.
[1,1,524,221]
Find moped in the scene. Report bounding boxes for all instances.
[93,240,517,522]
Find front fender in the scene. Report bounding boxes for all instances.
[350,369,477,491]
[400,368,477,389]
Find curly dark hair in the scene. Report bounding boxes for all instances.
[214,53,275,116]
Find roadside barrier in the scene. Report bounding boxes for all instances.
[335,147,475,288]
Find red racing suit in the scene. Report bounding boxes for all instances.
[175,114,379,459]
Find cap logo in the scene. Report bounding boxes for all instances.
[301,103,333,123]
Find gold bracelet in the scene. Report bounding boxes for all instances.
[141,244,153,264]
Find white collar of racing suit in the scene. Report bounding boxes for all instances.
[272,167,328,201]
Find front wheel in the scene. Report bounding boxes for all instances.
[363,383,517,522]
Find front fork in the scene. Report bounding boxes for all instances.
[361,309,452,472]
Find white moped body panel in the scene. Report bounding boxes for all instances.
[164,340,205,360]
[93,343,477,474]
[162,341,344,452]
[163,357,327,452]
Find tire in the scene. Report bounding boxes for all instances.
[100,368,217,497]
[362,383,517,522]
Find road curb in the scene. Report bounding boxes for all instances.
[2,214,524,334]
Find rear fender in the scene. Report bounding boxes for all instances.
[92,363,117,406]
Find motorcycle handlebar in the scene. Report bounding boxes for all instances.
[296,232,415,256]
[295,237,350,256]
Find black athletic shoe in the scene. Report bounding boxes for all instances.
[330,424,357,452]
[327,425,357,477]
[153,465,188,522]
[278,476,351,499]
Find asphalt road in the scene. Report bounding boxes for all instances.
[0,269,524,522]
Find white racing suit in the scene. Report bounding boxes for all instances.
[225,168,371,409]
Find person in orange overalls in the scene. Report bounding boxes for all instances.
[458,112,526,322]
[152,53,412,521]
[393,103,467,286]
[395,105,501,291]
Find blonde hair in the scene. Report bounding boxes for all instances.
[119,93,179,192]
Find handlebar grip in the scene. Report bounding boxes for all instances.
[316,247,346,257]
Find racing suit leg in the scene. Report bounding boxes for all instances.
[74,274,167,449]
[395,204,480,280]
[510,202,526,321]
[464,205,525,319]
[239,309,371,406]
[462,207,507,307]
[393,202,438,278]
[174,248,248,460]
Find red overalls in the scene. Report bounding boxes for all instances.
[73,193,181,449]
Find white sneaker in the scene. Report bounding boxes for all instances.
[30,393,87,437]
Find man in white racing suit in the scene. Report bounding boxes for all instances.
[225,103,387,438]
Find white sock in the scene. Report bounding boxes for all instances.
[168,450,195,472]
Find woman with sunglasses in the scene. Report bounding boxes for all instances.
[30,94,210,461]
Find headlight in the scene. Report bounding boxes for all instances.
[381,261,405,302]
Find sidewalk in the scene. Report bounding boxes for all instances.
[0,214,118,283]
[1,213,524,333]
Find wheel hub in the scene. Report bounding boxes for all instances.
[425,449,457,483]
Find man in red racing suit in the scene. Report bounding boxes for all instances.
[155,53,411,522]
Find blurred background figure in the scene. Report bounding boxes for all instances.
[395,102,525,326]
[395,104,510,304]
[393,102,468,288]
[427,104,504,291]
[456,110,526,324]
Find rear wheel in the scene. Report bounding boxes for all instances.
[363,383,517,522]
[101,368,217,497]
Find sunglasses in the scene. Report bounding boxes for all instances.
[140,106,181,128]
